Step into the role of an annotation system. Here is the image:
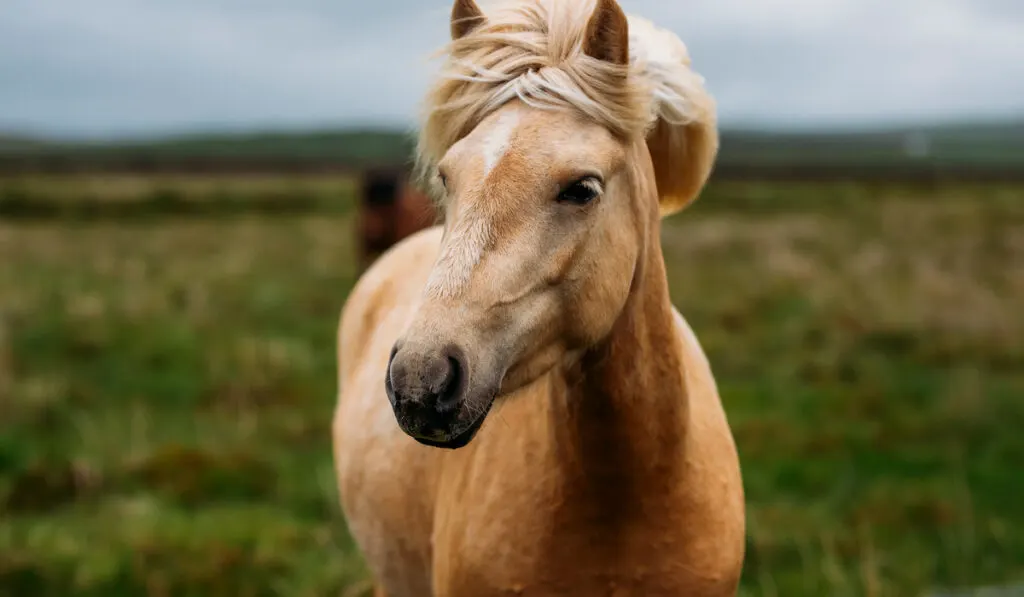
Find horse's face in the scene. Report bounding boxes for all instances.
[386,0,643,448]
[387,102,643,448]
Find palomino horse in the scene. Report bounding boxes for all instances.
[333,0,745,594]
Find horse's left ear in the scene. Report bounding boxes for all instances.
[648,103,719,218]
[625,15,719,217]
[582,0,629,65]
[451,0,486,40]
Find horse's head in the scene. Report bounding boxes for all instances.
[386,0,717,448]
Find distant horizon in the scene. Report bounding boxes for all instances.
[4,111,1024,145]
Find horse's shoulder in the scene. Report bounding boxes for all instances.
[669,305,720,402]
[670,306,708,367]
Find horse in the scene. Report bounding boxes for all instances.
[356,167,437,272]
[333,0,745,595]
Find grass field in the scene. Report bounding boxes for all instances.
[0,173,357,220]
[1,176,1022,596]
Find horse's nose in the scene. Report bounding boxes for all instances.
[386,343,468,437]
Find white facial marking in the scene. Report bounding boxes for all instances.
[422,108,523,300]
[480,108,521,177]
[424,209,490,299]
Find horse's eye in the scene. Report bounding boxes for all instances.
[437,172,448,189]
[557,177,602,205]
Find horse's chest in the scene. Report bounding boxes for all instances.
[431,465,719,597]
[433,510,719,597]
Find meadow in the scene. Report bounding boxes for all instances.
[1,174,1022,596]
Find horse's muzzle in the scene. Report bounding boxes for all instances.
[385,342,486,448]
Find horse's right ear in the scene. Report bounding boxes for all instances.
[451,0,486,40]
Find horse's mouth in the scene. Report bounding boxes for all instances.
[410,396,495,450]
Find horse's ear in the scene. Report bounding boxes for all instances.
[582,0,629,65]
[626,15,719,217]
[451,0,486,40]
[648,107,719,218]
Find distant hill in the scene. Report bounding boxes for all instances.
[0,134,52,152]
[1,120,1022,178]
[100,129,416,165]
[720,120,1024,168]
[0,129,417,172]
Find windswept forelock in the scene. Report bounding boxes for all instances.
[415,0,651,197]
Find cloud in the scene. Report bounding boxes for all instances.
[647,0,1024,125]
[0,0,1021,137]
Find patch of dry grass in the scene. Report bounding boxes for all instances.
[0,173,356,203]
[0,173,357,219]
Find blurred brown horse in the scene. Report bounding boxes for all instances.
[356,167,436,271]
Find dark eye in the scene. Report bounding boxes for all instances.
[437,172,448,189]
[557,177,602,205]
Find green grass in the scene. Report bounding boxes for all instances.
[1,179,1022,596]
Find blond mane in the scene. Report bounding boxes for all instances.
[414,0,719,216]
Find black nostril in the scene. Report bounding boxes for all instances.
[385,343,402,406]
[435,347,467,412]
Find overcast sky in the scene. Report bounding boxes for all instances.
[2,0,1023,138]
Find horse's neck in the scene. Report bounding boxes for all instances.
[552,212,688,492]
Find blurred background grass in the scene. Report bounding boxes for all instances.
[1,147,1022,595]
